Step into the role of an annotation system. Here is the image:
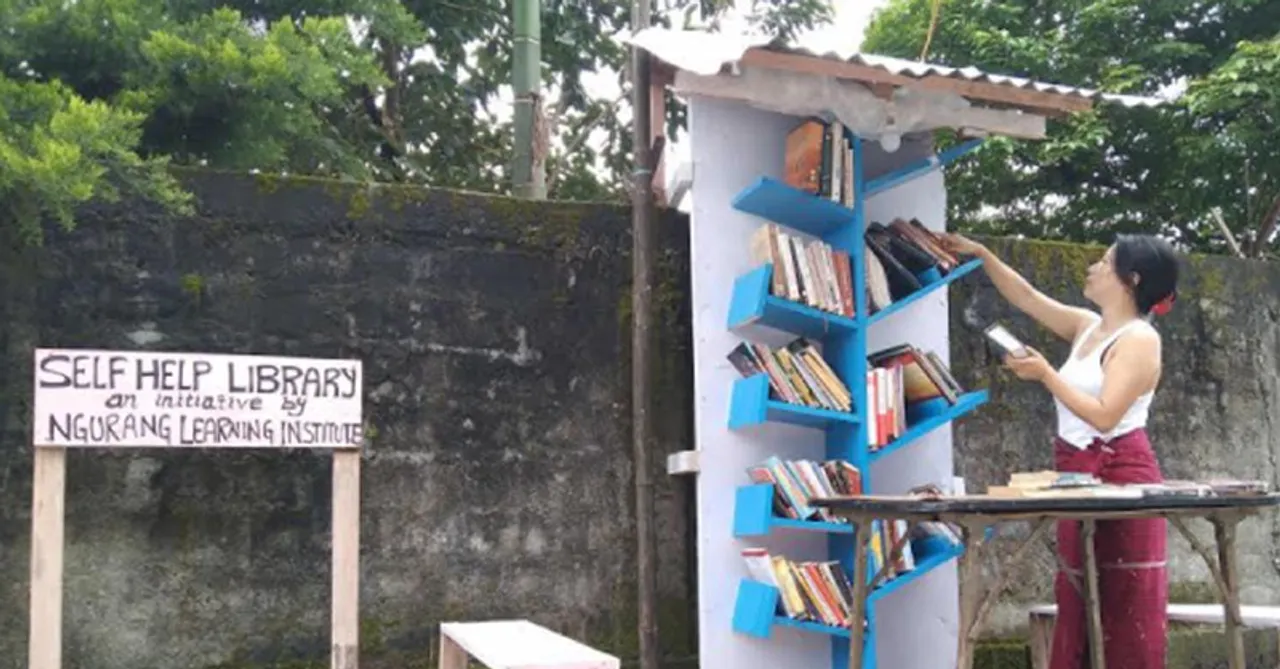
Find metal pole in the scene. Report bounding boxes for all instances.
[629,1,658,668]
[513,0,545,198]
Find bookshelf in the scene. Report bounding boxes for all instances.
[687,97,989,669]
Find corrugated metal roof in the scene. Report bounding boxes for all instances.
[628,28,1168,109]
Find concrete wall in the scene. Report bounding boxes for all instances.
[2,170,1277,668]
[0,170,697,669]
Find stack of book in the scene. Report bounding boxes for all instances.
[1134,479,1268,498]
[986,470,1141,498]
[742,519,960,626]
[864,219,961,314]
[783,118,854,206]
[777,115,964,320]
[988,474,1272,499]
[747,216,961,320]
[750,223,855,319]
[866,344,966,450]
[727,339,853,413]
[742,547,858,629]
[747,456,862,522]
[1201,479,1271,496]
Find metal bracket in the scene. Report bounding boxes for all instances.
[667,450,699,475]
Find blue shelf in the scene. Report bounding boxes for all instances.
[721,132,991,669]
[869,391,991,464]
[775,616,853,639]
[728,373,859,431]
[733,579,783,638]
[731,176,854,238]
[865,258,984,327]
[864,139,984,198]
[727,264,859,340]
[732,578,857,640]
[733,483,854,538]
[731,538,963,639]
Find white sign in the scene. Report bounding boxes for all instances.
[32,348,364,448]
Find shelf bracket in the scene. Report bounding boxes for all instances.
[666,450,699,475]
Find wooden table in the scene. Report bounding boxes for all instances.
[811,493,1280,669]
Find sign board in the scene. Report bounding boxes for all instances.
[32,348,363,448]
[27,347,366,669]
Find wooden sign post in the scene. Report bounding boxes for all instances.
[28,349,365,669]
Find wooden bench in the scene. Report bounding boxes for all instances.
[1027,602,1280,669]
[438,620,621,669]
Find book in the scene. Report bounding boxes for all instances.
[750,219,963,319]
[986,473,1271,499]
[783,119,854,206]
[747,456,863,522]
[1203,479,1270,496]
[749,223,855,318]
[1136,479,1267,498]
[985,470,1143,498]
[741,547,860,628]
[727,339,853,413]
[865,344,966,450]
[863,218,962,313]
[768,122,971,319]
[749,215,958,318]
[741,522,959,626]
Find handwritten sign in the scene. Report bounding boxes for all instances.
[32,348,364,448]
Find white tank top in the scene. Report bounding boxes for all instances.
[1054,317,1155,449]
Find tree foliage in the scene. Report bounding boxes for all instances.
[0,0,388,243]
[0,75,191,245]
[0,0,835,242]
[863,0,1280,256]
[1182,36,1280,255]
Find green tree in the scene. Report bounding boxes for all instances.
[5,0,391,177]
[0,0,388,244]
[208,0,834,199]
[0,75,190,245]
[1182,36,1280,256]
[1,0,835,243]
[863,0,1280,255]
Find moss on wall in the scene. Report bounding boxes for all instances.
[973,638,1029,669]
[1168,581,1219,604]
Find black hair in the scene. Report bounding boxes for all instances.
[1112,234,1179,315]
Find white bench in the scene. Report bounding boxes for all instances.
[438,620,621,669]
[1027,602,1280,669]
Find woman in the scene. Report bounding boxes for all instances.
[941,232,1179,669]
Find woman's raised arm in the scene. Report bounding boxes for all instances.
[941,233,1095,342]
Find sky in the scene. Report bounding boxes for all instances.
[805,0,886,54]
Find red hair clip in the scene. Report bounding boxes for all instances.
[1151,292,1176,316]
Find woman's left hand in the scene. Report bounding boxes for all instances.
[1004,347,1052,382]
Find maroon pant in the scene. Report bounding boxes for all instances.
[1050,428,1168,669]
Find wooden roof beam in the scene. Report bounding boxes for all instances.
[738,49,1092,118]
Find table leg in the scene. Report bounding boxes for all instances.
[1212,515,1246,669]
[954,519,1050,669]
[847,518,871,669]
[1081,519,1106,669]
[1044,534,1083,597]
